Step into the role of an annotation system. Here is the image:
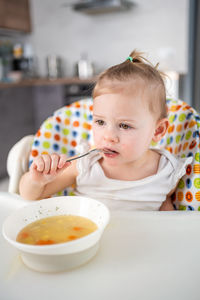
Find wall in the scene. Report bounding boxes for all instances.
[29,0,189,77]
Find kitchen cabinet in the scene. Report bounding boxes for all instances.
[0,0,31,33]
[0,85,64,177]
[33,85,64,131]
[0,87,35,178]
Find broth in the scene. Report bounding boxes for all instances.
[16,215,98,245]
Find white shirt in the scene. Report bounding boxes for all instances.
[75,149,192,211]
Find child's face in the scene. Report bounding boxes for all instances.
[92,87,161,166]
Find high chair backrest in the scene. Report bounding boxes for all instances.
[151,98,200,210]
[29,98,94,196]
[29,97,200,210]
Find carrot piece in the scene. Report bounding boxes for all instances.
[35,239,55,245]
[20,232,29,239]
[68,235,77,240]
[73,227,82,231]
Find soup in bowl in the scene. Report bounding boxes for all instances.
[2,196,110,273]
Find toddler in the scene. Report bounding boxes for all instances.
[19,50,192,211]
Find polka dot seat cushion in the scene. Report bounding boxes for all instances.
[29,98,94,196]
[152,98,200,210]
[29,97,200,210]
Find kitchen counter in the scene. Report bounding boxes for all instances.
[0,76,97,89]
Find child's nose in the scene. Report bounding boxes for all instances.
[103,128,119,143]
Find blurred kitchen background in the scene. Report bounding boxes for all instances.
[0,0,199,190]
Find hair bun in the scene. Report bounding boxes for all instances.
[128,50,146,64]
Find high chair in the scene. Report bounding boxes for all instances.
[7,97,200,210]
[7,135,34,194]
[153,98,200,210]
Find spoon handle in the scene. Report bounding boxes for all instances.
[66,149,101,163]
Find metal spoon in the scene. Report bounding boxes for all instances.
[65,148,102,163]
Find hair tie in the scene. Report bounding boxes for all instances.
[126,56,133,62]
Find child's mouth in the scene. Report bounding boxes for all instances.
[102,148,119,158]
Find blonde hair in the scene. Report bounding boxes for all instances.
[92,50,167,119]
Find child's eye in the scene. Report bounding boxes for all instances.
[119,123,132,130]
[95,120,105,126]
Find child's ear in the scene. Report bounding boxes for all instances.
[152,118,169,142]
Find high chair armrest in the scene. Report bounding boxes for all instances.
[7,135,34,194]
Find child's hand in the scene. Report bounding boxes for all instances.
[30,154,71,184]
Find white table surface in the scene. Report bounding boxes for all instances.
[1,192,200,300]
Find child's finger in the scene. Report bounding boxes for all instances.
[56,161,71,174]
[30,162,37,170]
[42,154,51,174]
[31,156,45,172]
[50,154,59,173]
[58,154,68,169]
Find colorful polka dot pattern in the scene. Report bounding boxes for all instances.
[151,98,200,210]
[29,98,94,197]
[29,97,200,210]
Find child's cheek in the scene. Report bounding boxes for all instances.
[120,143,133,153]
[93,130,101,146]
[121,140,139,157]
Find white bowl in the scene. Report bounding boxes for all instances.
[2,196,110,273]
